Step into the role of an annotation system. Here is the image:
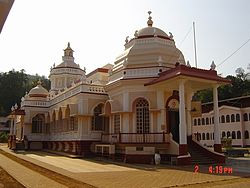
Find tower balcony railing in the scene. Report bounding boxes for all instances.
[101,132,169,144]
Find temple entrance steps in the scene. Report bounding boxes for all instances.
[189,146,217,165]
[189,139,225,165]
[15,141,25,150]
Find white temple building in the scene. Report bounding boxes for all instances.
[8,12,230,165]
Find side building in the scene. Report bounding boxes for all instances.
[192,96,250,147]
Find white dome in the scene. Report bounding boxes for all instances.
[137,26,169,39]
[29,83,49,98]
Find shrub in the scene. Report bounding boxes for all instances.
[221,137,232,149]
[0,132,8,143]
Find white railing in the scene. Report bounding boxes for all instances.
[50,67,84,75]
[123,67,161,79]
[21,100,49,107]
[101,132,170,144]
[22,83,106,108]
[88,85,105,93]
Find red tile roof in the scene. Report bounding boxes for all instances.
[10,109,25,115]
[145,64,231,86]
[86,68,109,77]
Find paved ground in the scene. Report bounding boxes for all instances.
[0,153,66,188]
[227,157,250,173]
[0,166,24,188]
[0,144,250,188]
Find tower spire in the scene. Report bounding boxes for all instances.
[147,11,153,27]
[64,42,74,57]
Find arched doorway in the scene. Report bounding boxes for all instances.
[166,96,179,143]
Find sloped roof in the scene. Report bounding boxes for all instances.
[145,64,231,86]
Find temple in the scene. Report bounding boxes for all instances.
[8,12,230,165]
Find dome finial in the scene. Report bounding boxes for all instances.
[147,11,153,27]
[67,42,70,48]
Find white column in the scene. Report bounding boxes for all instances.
[213,85,221,145]
[109,115,112,134]
[13,116,17,136]
[186,92,193,137]
[10,118,14,135]
[157,90,165,132]
[123,92,129,112]
[122,92,129,133]
[78,118,83,138]
[150,112,154,133]
[179,80,187,145]
[122,113,129,133]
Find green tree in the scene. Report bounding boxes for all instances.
[0,70,50,116]
[194,67,250,103]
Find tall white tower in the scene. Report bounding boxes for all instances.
[49,43,86,94]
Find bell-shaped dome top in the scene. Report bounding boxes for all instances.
[134,11,170,40]
[29,80,49,98]
[138,26,169,38]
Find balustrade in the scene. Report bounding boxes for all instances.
[101,132,168,144]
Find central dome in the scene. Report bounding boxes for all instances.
[137,26,169,39]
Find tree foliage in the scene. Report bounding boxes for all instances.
[0,70,50,116]
[194,68,250,103]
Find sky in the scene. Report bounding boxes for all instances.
[0,0,250,77]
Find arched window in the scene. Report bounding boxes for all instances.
[198,118,201,125]
[226,115,230,123]
[136,98,150,133]
[194,119,197,126]
[206,133,209,140]
[221,115,225,123]
[32,114,45,133]
[232,131,236,139]
[222,131,226,138]
[202,133,205,140]
[231,114,235,122]
[202,118,205,125]
[227,131,231,138]
[236,114,240,122]
[206,118,209,125]
[92,104,104,131]
[237,131,241,139]
[212,117,214,124]
[244,113,248,121]
[245,130,249,139]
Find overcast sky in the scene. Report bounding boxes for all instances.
[0,0,250,77]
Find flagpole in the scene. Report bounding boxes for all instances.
[193,21,198,68]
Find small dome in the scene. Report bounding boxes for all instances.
[137,26,169,39]
[29,81,49,98]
